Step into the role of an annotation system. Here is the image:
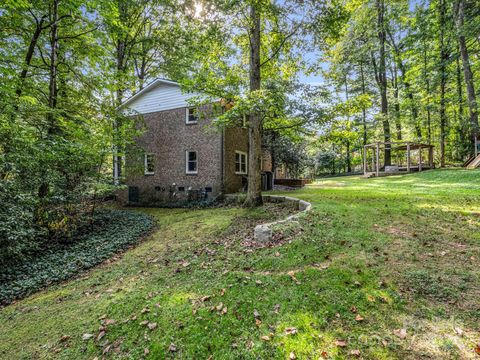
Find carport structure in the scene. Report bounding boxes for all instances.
[363,141,434,177]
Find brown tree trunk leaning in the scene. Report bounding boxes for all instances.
[244,4,263,207]
[454,0,478,153]
[376,0,391,166]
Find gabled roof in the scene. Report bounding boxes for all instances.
[119,78,181,109]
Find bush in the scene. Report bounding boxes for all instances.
[0,180,40,266]
[0,209,153,304]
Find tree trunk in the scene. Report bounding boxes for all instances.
[360,61,368,146]
[16,16,47,103]
[244,4,263,207]
[423,43,432,144]
[388,33,421,139]
[391,62,402,140]
[439,0,448,167]
[47,0,59,133]
[454,0,478,153]
[376,0,391,166]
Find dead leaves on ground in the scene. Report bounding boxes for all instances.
[393,328,407,339]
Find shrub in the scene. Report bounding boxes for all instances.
[0,180,40,267]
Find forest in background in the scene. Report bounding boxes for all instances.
[0,0,479,262]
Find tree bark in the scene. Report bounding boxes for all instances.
[244,4,263,207]
[16,15,47,102]
[454,0,478,153]
[47,0,59,133]
[360,61,368,146]
[376,0,391,166]
[423,43,432,144]
[391,62,402,140]
[439,0,448,167]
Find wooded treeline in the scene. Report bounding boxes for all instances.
[0,0,478,262]
[315,0,479,172]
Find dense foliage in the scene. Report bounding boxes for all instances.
[309,0,480,170]
[0,0,187,262]
[0,209,153,304]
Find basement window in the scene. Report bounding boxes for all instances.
[144,153,154,175]
[186,107,198,124]
[186,151,198,174]
[235,151,247,175]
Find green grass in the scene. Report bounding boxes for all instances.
[1,169,479,359]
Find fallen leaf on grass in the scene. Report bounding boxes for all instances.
[335,339,347,347]
[144,348,149,355]
[216,303,223,311]
[221,307,228,315]
[220,288,226,296]
[261,335,270,341]
[287,271,301,285]
[104,319,116,326]
[350,349,361,357]
[393,328,407,339]
[355,314,364,322]
[82,333,93,341]
[321,351,328,358]
[367,295,375,302]
[275,252,281,257]
[147,322,157,330]
[289,352,296,359]
[102,345,112,355]
[254,309,260,319]
[285,327,297,335]
[169,343,177,352]
[201,295,211,302]
[350,306,357,313]
[97,331,106,341]
[140,320,149,326]
[454,327,463,336]
[255,319,262,326]
[59,335,70,342]
[141,307,150,314]
[274,304,280,314]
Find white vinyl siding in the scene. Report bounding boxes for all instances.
[124,83,199,115]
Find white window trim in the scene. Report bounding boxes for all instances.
[185,107,198,124]
[186,150,198,174]
[235,150,248,175]
[144,153,154,175]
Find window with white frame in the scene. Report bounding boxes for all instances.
[144,153,154,175]
[186,107,198,124]
[235,151,247,174]
[186,151,198,174]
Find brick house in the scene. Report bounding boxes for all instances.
[118,79,270,205]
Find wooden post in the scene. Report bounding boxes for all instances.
[419,146,423,171]
[407,143,411,172]
[376,143,380,177]
[363,146,367,174]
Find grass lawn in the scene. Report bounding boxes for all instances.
[1,169,479,359]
